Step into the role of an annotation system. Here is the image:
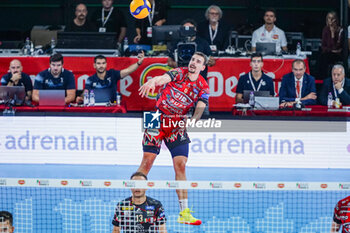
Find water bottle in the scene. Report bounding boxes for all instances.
[24,37,31,55]
[249,91,255,107]
[30,41,34,55]
[83,90,89,106]
[123,37,129,55]
[296,42,301,56]
[327,92,333,108]
[116,91,121,105]
[89,90,95,106]
[50,37,56,52]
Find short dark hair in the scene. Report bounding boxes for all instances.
[181,18,197,28]
[94,55,106,63]
[50,53,64,64]
[265,8,276,17]
[0,211,13,226]
[250,53,263,62]
[292,59,306,68]
[130,172,148,180]
[193,51,208,65]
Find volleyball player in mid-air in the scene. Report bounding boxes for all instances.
[138,52,210,225]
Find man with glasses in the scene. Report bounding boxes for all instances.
[197,5,230,52]
[319,64,350,106]
[235,53,274,103]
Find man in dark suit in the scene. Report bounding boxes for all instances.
[279,59,317,107]
[319,64,350,106]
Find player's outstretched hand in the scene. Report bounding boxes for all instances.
[139,79,156,98]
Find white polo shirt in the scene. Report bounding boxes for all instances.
[252,25,287,53]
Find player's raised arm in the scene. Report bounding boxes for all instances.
[138,73,172,97]
[120,51,145,78]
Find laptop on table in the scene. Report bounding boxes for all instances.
[0,86,26,106]
[243,90,270,104]
[92,88,113,106]
[256,42,276,55]
[39,90,65,106]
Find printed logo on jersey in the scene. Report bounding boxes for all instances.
[139,63,172,99]
[143,110,161,129]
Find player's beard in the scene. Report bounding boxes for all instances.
[97,68,106,74]
[188,64,196,73]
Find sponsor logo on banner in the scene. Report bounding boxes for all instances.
[147,182,155,187]
[123,181,135,188]
[320,184,328,189]
[234,183,242,188]
[139,63,171,99]
[210,182,223,189]
[143,110,222,130]
[166,182,179,188]
[0,179,6,185]
[18,180,25,185]
[61,180,68,186]
[253,183,266,189]
[191,182,198,188]
[339,184,350,189]
[37,180,49,186]
[80,180,92,187]
[278,183,285,189]
[297,183,309,189]
[104,181,111,187]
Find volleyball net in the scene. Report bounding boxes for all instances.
[0,178,349,233]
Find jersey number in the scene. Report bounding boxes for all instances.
[136,214,143,223]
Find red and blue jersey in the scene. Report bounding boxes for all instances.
[333,195,350,233]
[156,67,210,116]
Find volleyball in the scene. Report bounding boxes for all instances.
[130,0,151,19]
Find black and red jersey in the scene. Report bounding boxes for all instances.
[112,196,166,233]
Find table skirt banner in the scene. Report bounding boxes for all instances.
[0,116,348,168]
[0,57,309,111]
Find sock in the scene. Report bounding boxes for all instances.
[179,199,188,212]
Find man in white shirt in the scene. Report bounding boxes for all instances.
[251,9,288,53]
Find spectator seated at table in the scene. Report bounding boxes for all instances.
[236,53,274,103]
[32,53,76,104]
[66,3,93,32]
[197,5,230,53]
[76,51,145,104]
[1,59,33,101]
[251,8,288,54]
[279,59,317,107]
[319,64,350,106]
